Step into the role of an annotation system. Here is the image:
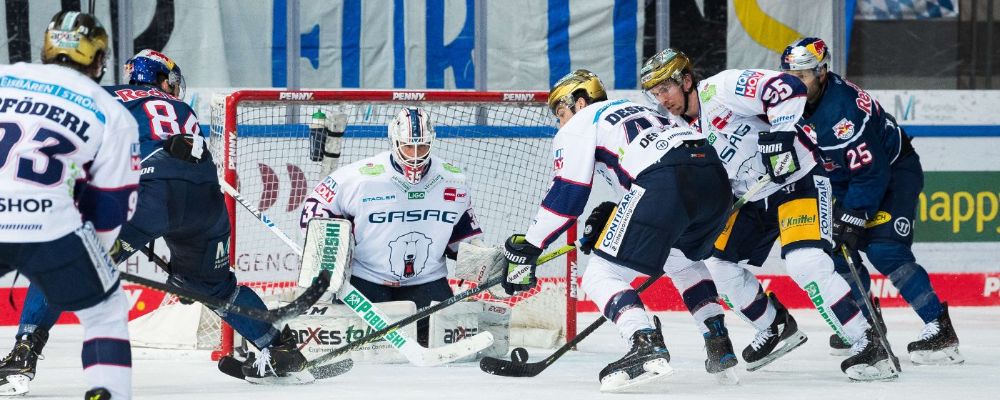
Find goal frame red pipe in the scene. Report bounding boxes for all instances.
[215,89,578,360]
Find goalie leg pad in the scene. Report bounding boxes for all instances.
[300,218,354,293]
[476,302,512,359]
[428,301,483,363]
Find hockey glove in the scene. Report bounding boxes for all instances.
[501,234,543,295]
[758,130,800,184]
[580,202,616,255]
[163,133,204,163]
[833,207,868,250]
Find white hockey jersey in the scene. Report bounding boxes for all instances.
[300,151,482,287]
[681,69,818,201]
[524,99,704,248]
[0,63,140,247]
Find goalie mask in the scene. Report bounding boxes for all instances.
[388,107,435,184]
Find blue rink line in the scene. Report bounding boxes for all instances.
[196,124,1000,138]
[201,124,557,138]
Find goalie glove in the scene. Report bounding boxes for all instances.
[580,201,616,255]
[501,234,542,295]
[833,207,868,250]
[758,130,800,184]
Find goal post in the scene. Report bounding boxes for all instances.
[206,89,578,359]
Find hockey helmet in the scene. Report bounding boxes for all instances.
[388,107,435,184]
[781,37,830,72]
[640,48,693,91]
[42,11,109,80]
[548,69,607,115]
[125,49,186,99]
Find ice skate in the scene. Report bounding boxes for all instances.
[241,330,314,385]
[702,315,739,385]
[598,317,674,392]
[908,302,963,365]
[841,327,899,381]
[0,330,48,395]
[743,294,807,372]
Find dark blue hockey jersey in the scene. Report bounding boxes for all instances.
[104,84,202,159]
[104,84,215,182]
[799,72,913,217]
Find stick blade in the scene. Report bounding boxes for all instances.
[479,355,546,377]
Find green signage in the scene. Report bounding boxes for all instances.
[914,171,1000,242]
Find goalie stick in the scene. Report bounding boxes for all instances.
[478,176,774,378]
[219,180,573,371]
[303,244,576,378]
[125,245,331,326]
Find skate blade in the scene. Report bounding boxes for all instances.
[600,358,674,393]
[746,331,808,372]
[910,346,965,366]
[244,369,316,385]
[0,374,30,396]
[829,347,851,357]
[846,359,899,382]
[713,368,740,385]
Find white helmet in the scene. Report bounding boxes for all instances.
[388,107,435,183]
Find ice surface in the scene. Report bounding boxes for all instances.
[9,306,998,399]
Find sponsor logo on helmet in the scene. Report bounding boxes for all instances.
[392,92,426,101]
[833,118,855,140]
[734,70,764,98]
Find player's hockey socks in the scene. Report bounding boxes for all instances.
[908,302,963,365]
[702,315,739,385]
[0,330,48,395]
[240,330,314,385]
[598,317,674,392]
[744,293,808,372]
[841,327,899,381]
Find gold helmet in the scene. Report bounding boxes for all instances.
[42,11,109,68]
[547,69,607,115]
[640,48,693,91]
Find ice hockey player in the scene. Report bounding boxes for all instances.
[501,69,735,391]
[641,48,898,381]
[0,11,139,399]
[299,107,483,346]
[0,50,311,387]
[780,37,961,365]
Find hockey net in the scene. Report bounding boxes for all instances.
[132,90,578,359]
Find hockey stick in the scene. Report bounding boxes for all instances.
[479,176,774,377]
[304,244,576,377]
[840,245,901,375]
[122,246,331,326]
[480,273,661,377]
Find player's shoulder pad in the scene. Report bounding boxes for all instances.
[430,156,467,183]
[343,152,390,182]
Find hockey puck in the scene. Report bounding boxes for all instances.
[510,347,529,364]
